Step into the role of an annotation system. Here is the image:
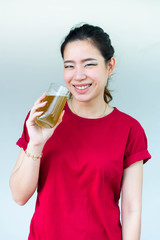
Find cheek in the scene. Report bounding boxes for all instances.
[86,69,98,80]
[91,70,108,88]
[88,69,103,83]
[64,71,72,84]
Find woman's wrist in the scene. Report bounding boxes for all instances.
[27,141,44,156]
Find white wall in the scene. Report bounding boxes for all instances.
[0,0,159,239]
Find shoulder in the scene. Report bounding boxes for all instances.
[115,107,142,127]
[114,107,145,136]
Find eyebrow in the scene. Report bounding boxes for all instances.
[64,58,97,64]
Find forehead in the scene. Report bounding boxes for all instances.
[63,40,103,60]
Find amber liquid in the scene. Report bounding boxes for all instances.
[35,95,67,128]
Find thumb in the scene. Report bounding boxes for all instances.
[55,110,65,127]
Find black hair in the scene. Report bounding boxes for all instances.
[60,23,115,103]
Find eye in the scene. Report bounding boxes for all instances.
[64,65,74,69]
[85,63,98,67]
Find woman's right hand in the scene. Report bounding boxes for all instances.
[10,93,65,205]
[26,93,64,147]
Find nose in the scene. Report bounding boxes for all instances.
[74,66,86,81]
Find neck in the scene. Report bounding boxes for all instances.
[70,97,108,119]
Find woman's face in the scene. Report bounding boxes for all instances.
[63,40,114,103]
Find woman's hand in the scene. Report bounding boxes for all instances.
[26,93,64,147]
[9,93,65,205]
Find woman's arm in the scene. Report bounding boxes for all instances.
[121,160,143,240]
[9,94,64,205]
[9,143,43,206]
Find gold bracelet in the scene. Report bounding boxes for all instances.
[25,150,42,161]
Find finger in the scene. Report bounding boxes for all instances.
[30,101,47,116]
[60,110,65,121]
[55,111,65,127]
[34,93,47,106]
[27,111,44,126]
[58,110,65,122]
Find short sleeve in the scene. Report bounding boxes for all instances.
[123,121,151,169]
[16,112,30,151]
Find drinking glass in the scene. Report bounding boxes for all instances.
[35,83,69,128]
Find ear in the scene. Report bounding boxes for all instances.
[107,57,116,76]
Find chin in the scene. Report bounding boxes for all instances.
[72,94,94,103]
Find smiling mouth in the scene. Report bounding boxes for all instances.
[73,84,92,90]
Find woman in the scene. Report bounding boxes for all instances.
[10,24,151,240]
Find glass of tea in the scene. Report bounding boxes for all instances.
[35,83,69,128]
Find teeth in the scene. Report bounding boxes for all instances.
[75,84,91,90]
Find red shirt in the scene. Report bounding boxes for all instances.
[16,104,151,240]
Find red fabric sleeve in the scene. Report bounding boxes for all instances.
[16,112,30,151]
[123,121,151,168]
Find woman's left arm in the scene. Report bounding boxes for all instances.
[121,160,143,240]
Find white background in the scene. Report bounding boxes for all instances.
[0,0,159,239]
